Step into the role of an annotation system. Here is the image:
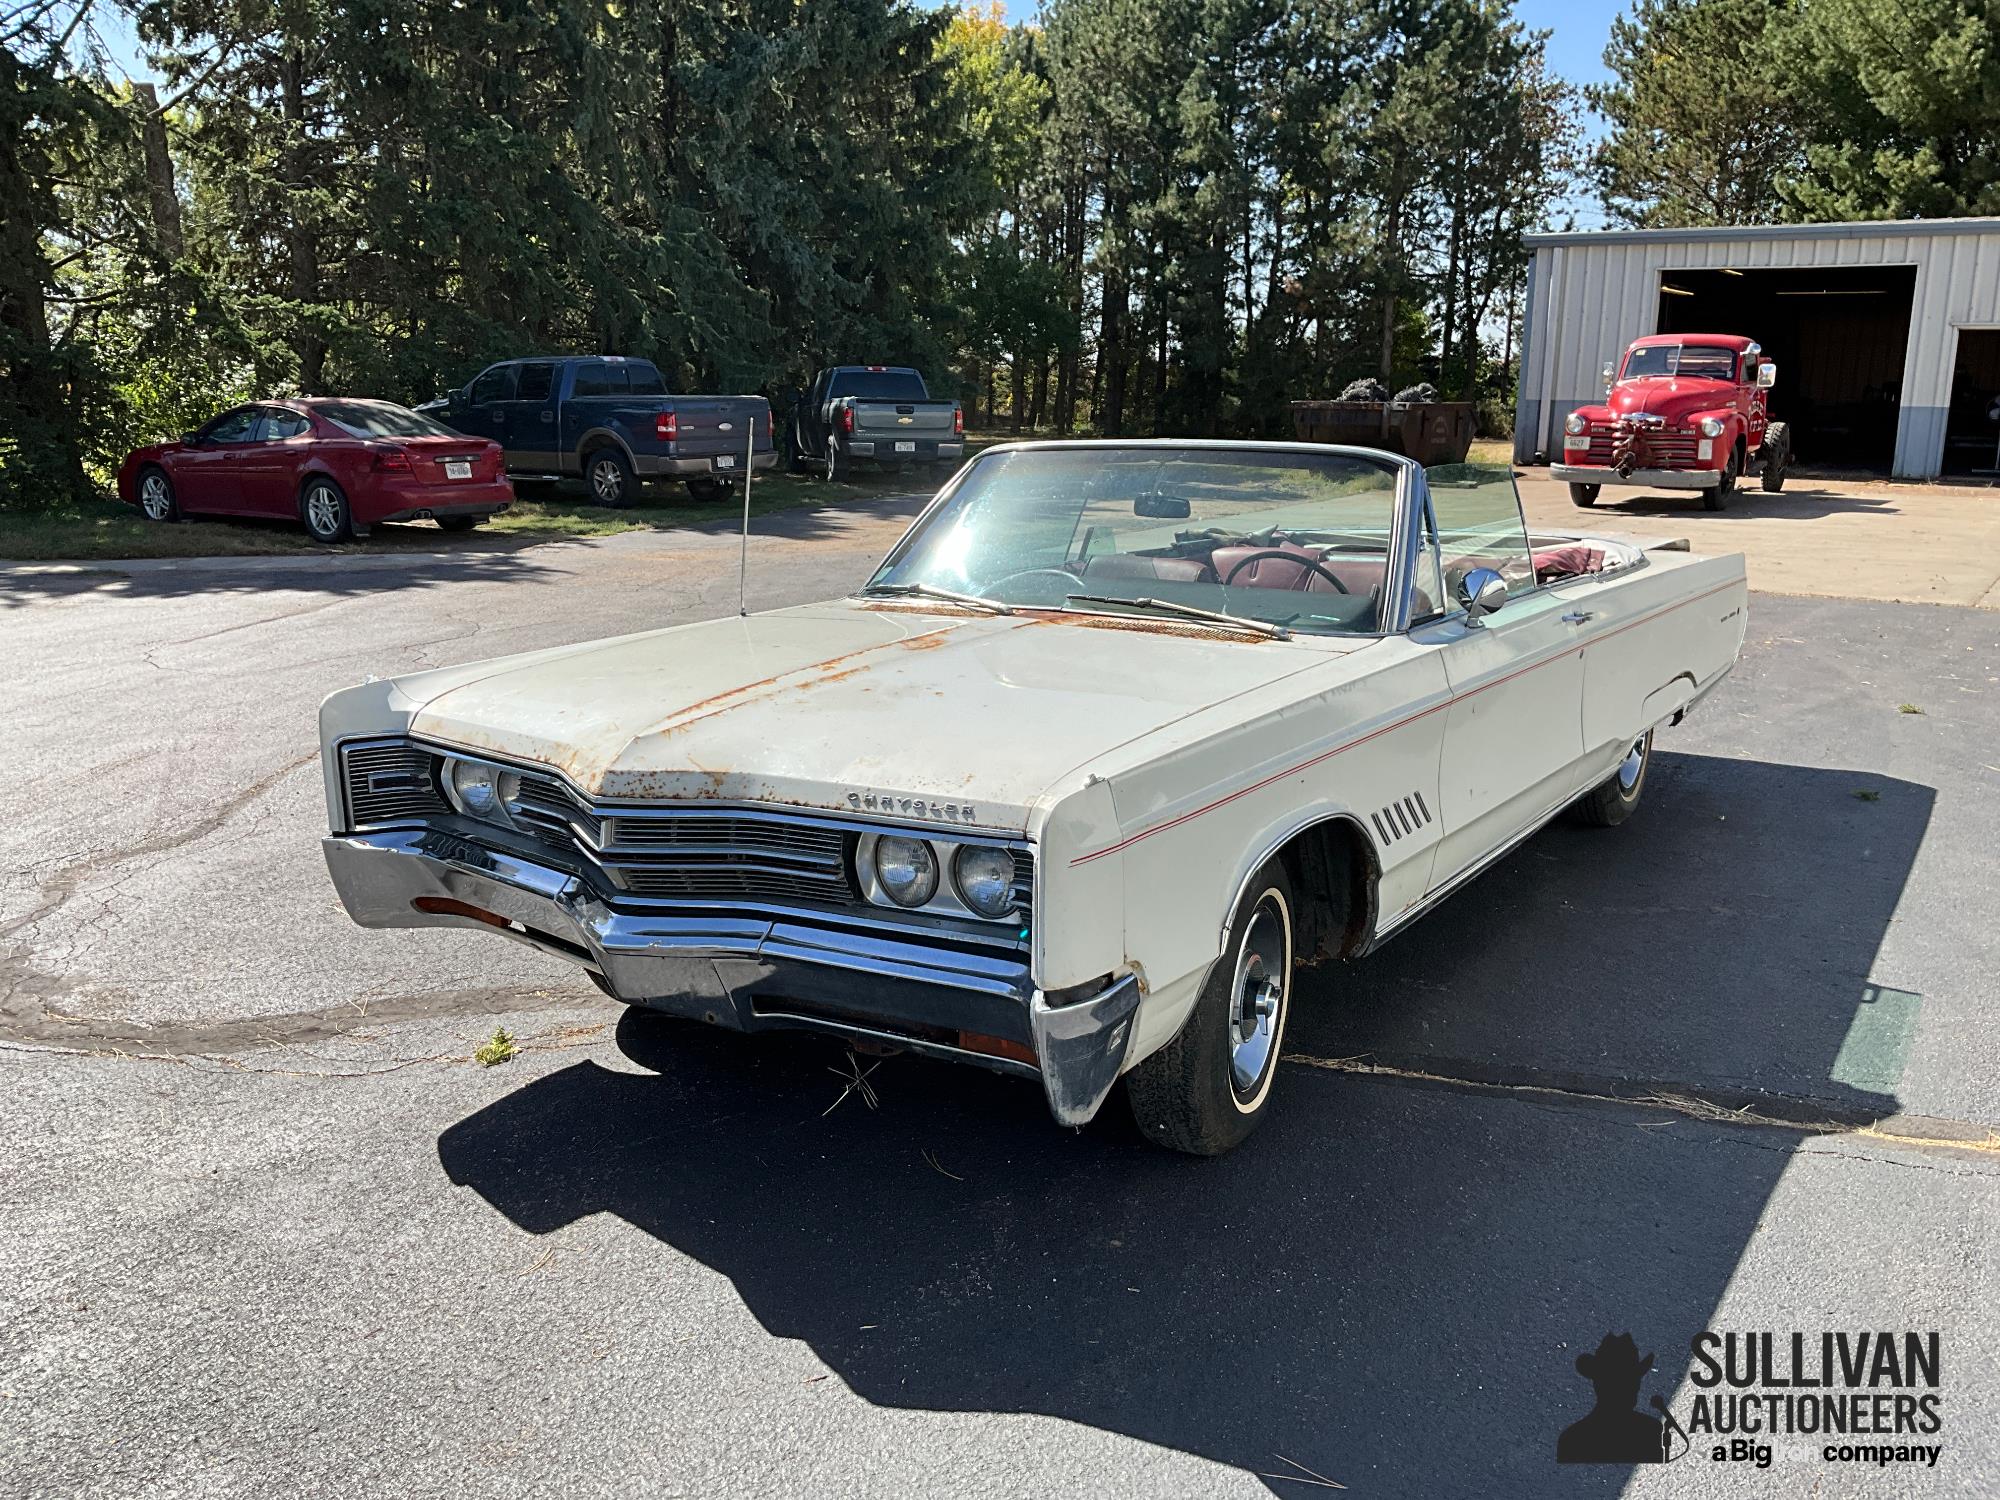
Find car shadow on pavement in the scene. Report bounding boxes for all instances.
[437,748,1922,1494]
[1579,486,1900,522]
[1290,750,1933,1124]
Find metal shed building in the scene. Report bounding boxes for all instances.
[1513,218,2000,480]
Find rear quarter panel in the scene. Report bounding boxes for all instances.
[1562,549,1748,776]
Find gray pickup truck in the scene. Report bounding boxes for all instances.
[787,366,964,480]
[426,355,775,506]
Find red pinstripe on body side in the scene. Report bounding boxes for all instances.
[1066,575,1741,867]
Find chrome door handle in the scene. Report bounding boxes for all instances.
[1561,610,1596,625]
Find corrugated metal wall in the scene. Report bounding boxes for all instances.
[1513,221,2000,478]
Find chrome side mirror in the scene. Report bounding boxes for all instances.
[1457,567,1507,624]
[1757,361,1777,390]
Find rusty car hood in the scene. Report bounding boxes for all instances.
[406,600,1362,829]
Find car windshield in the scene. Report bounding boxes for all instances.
[1623,343,1738,380]
[831,370,929,401]
[317,401,459,439]
[864,445,1403,635]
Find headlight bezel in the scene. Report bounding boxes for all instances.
[1698,415,1726,438]
[1563,412,1589,436]
[856,830,1024,923]
[441,755,522,829]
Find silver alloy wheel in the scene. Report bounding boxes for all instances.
[1617,736,1647,792]
[1227,898,1287,1097]
[591,456,622,502]
[140,473,171,520]
[306,483,342,537]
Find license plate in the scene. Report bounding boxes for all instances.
[444,460,472,480]
[714,455,736,470]
[895,441,916,453]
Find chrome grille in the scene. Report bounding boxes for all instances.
[341,740,447,825]
[1576,423,1702,466]
[344,739,1028,929]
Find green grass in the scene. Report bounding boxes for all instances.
[1,433,1520,561]
[0,461,949,562]
[473,1027,519,1067]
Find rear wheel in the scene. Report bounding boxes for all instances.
[1568,482,1600,507]
[301,477,351,543]
[1759,422,1789,492]
[584,448,634,508]
[138,466,178,523]
[1574,729,1653,828]
[1126,860,1295,1156]
[684,475,735,503]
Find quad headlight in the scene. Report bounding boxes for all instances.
[953,845,1017,917]
[443,757,521,828]
[871,835,939,907]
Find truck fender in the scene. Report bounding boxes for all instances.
[571,426,636,476]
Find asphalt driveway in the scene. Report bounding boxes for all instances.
[3,515,1995,1497]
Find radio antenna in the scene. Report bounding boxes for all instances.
[737,409,756,616]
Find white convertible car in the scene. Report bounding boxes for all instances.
[321,442,1746,1153]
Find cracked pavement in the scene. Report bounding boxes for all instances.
[1,509,1996,1498]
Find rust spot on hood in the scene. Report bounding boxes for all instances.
[649,627,956,737]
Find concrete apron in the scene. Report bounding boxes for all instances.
[1518,470,2000,610]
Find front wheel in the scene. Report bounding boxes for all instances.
[138,466,178,523]
[1568,482,1600,508]
[301,477,351,543]
[684,475,736,504]
[1574,729,1653,827]
[1702,447,1740,512]
[1126,859,1295,1155]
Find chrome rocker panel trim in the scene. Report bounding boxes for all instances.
[322,828,1137,1126]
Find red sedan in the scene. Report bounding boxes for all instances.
[117,399,513,542]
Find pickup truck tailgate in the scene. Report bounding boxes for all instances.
[669,398,771,459]
[850,401,956,440]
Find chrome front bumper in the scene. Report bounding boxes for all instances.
[322,828,1139,1125]
[1551,463,1716,491]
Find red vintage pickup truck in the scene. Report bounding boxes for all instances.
[1554,334,1789,511]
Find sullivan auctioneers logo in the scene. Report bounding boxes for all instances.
[1558,1329,1945,1471]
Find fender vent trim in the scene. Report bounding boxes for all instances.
[1370,793,1433,845]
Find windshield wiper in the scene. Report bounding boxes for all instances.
[1063,593,1290,640]
[857,582,1014,616]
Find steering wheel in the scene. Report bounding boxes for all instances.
[985,567,1086,593]
[1219,549,1350,594]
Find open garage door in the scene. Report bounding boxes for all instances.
[1943,329,2000,477]
[1656,265,1915,472]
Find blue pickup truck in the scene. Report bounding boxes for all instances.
[425,356,775,505]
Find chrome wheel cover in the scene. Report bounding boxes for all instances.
[140,474,171,520]
[306,485,341,536]
[591,459,622,501]
[1228,898,1287,1098]
[1617,736,1647,792]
